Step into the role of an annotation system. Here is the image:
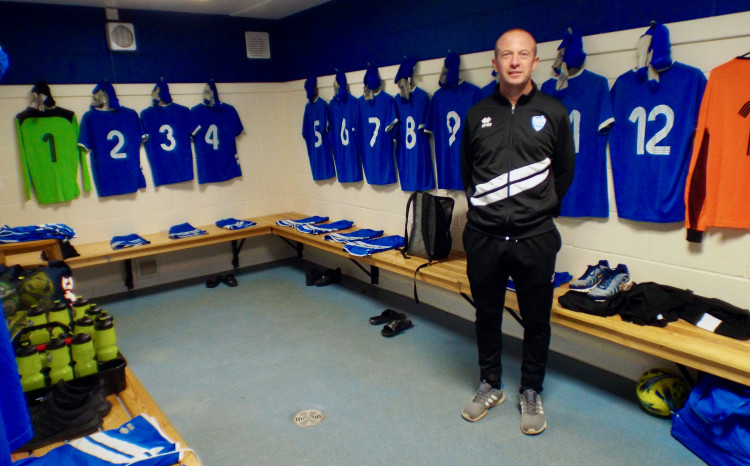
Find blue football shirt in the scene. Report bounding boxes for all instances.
[302,97,336,181]
[426,81,481,190]
[609,63,706,223]
[79,106,147,197]
[358,91,398,185]
[541,69,614,218]
[394,87,435,191]
[327,93,363,183]
[140,103,194,186]
[190,102,244,184]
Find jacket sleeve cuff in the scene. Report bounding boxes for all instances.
[686,228,703,243]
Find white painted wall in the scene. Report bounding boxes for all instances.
[2,12,749,380]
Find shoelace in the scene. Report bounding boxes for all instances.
[473,383,498,405]
[521,391,543,415]
[596,269,617,290]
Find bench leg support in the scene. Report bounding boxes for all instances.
[460,292,524,327]
[676,363,696,387]
[350,259,379,285]
[277,237,304,258]
[231,239,245,269]
[124,259,134,290]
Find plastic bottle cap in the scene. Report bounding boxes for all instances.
[72,333,93,344]
[75,317,94,326]
[26,306,46,317]
[95,319,114,330]
[46,338,67,350]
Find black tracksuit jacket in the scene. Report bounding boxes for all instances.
[460,83,575,239]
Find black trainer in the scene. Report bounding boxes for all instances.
[306,269,323,286]
[315,268,342,287]
[19,390,103,451]
[53,378,112,417]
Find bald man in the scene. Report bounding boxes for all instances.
[459,29,575,435]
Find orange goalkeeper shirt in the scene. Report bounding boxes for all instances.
[685,57,750,242]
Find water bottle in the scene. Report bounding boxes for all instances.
[15,345,46,392]
[94,318,119,362]
[48,302,71,338]
[47,337,74,384]
[74,316,95,341]
[26,305,50,346]
[71,333,98,377]
[72,299,94,321]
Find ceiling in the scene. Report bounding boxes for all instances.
[0,0,334,19]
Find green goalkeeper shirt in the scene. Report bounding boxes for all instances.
[16,107,92,204]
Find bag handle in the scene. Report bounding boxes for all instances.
[401,191,419,259]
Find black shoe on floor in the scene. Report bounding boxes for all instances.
[205,275,222,288]
[369,309,406,325]
[306,269,323,286]
[315,268,342,287]
[381,317,414,337]
[222,274,238,287]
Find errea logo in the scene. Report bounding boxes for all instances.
[481,117,492,128]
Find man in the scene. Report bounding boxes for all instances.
[459,28,575,435]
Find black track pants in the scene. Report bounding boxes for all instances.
[463,227,561,393]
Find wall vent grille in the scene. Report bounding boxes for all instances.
[245,31,270,59]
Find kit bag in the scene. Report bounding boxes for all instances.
[401,191,455,303]
[402,191,454,262]
[671,374,750,465]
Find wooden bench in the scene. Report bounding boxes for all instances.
[10,367,202,465]
[266,212,750,387]
[8,221,275,289]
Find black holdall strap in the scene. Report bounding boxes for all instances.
[401,191,419,259]
[412,261,433,304]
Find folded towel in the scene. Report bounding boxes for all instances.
[324,228,384,243]
[168,222,208,239]
[0,223,76,243]
[276,216,329,227]
[296,220,353,235]
[343,235,405,257]
[110,234,151,250]
[216,218,257,230]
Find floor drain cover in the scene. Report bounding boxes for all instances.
[293,409,324,427]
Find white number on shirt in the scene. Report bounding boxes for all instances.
[447,111,460,146]
[368,117,381,147]
[569,110,581,154]
[205,124,219,150]
[340,118,350,146]
[405,116,417,149]
[108,130,127,159]
[313,120,322,148]
[628,105,674,156]
[159,124,176,151]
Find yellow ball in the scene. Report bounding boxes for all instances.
[636,368,690,417]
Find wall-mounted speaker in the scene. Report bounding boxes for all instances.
[106,22,137,52]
